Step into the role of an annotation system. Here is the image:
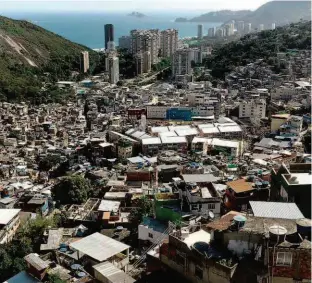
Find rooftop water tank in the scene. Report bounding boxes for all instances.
[233,215,246,229]
[269,225,287,243]
[296,218,312,239]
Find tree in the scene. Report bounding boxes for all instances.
[52,175,91,205]
[38,154,62,171]
[0,215,59,282]
[128,196,153,225]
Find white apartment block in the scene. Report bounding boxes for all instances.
[80,51,90,73]
[208,27,215,37]
[172,48,192,77]
[0,209,21,244]
[130,29,160,65]
[160,29,178,58]
[239,99,266,119]
[108,56,119,84]
[258,24,264,31]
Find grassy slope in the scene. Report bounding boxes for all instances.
[0,16,97,101]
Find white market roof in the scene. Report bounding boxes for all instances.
[175,128,198,136]
[0,209,20,225]
[142,137,162,145]
[249,201,304,220]
[161,136,187,144]
[70,232,130,262]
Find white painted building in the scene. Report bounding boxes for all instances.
[172,48,192,77]
[160,29,178,58]
[239,99,266,119]
[108,56,119,84]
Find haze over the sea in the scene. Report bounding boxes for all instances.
[3,11,221,49]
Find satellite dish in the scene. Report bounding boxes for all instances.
[209,211,215,219]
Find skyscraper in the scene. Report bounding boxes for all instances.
[172,48,192,77]
[118,36,131,50]
[108,55,119,84]
[208,27,215,37]
[271,23,276,30]
[104,24,114,50]
[197,24,203,39]
[80,51,89,73]
[160,29,178,58]
[130,29,160,65]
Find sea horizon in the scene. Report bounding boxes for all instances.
[2,11,221,49]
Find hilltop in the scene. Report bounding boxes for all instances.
[237,1,311,26]
[178,1,311,26]
[0,16,97,102]
[187,10,251,23]
[204,21,311,78]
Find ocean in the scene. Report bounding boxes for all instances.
[3,12,221,49]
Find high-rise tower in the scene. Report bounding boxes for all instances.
[104,24,114,50]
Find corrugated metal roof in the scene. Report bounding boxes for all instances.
[93,261,135,283]
[70,232,130,262]
[249,201,304,220]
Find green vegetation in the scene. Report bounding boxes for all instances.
[0,215,58,282]
[128,196,153,225]
[204,21,311,79]
[238,0,311,27]
[152,57,171,72]
[0,16,98,102]
[38,154,62,172]
[118,48,136,78]
[52,175,91,205]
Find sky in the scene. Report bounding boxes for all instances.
[0,0,271,12]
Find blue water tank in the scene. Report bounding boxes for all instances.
[233,215,246,228]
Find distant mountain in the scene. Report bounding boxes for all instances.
[187,10,252,22]
[175,17,188,23]
[128,12,146,18]
[237,1,311,27]
[0,15,97,101]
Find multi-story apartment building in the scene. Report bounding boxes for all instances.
[80,51,90,73]
[160,29,178,58]
[108,56,119,84]
[172,48,192,77]
[245,23,252,33]
[143,51,151,73]
[239,99,266,119]
[258,24,264,31]
[197,24,203,39]
[130,29,160,65]
[0,209,21,244]
[118,35,131,50]
[207,27,215,37]
[104,24,114,50]
[237,21,245,34]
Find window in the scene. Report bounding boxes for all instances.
[208,203,215,210]
[276,252,292,266]
[148,233,153,239]
[195,266,203,279]
[176,251,185,266]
